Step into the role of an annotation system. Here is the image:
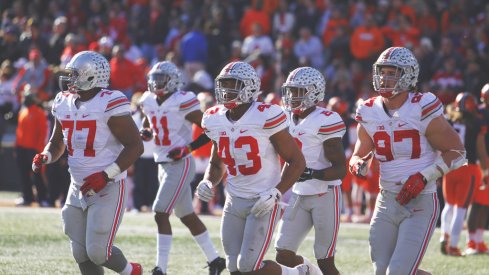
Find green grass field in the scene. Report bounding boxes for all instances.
[1,201,489,274]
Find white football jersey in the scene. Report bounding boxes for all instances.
[288,107,346,195]
[355,92,443,193]
[52,90,131,185]
[139,91,200,162]
[202,102,288,198]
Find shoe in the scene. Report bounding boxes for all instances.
[208,256,226,275]
[440,233,449,255]
[465,240,478,255]
[151,266,166,275]
[15,198,32,207]
[447,246,464,257]
[130,262,143,275]
[296,263,310,275]
[477,242,489,254]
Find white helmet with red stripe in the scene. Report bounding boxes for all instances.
[59,51,110,93]
[147,61,182,96]
[373,47,419,98]
[215,61,261,109]
[282,66,325,114]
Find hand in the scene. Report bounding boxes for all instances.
[481,175,489,190]
[396,172,426,205]
[32,153,49,173]
[298,168,314,182]
[251,188,282,217]
[167,145,191,160]
[81,172,109,196]
[196,180,214,202]
[349,152,373,179]
[139,128,153,141]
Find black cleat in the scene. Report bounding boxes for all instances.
[151,266,166,275]
[208,257,226,275]
[441,240,447,255]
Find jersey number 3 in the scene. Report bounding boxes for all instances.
[218,136,261,176]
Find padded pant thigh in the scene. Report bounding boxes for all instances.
[86,181,127,265]
[62,204,89,263]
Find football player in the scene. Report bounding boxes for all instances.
[196,61,309,275]
[350,47,465,274]
[275,67,346,275]
[442,92,488,256]
[138,61,225,275]
[32,51,143,275]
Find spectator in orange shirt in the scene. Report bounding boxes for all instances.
[239,0,271,38]
[350,14,385,68]
[15,89,48,206]
[109,45,145,98]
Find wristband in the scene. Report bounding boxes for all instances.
[104,163,121,179]
[42,151,52,164]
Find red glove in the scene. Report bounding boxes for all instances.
[32,153,49,173]
[139,128,153,141]
[167,145,191,160]
[396,172,427,205]
[81,172,109,196]
[349,152,373,179]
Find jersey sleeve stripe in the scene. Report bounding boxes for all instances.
[105,98,130,112]
[421,99,442,120]
[179,98,199,110]
[318,123,346,135]
[263,113,287,129]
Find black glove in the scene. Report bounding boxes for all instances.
[298,168,314,182]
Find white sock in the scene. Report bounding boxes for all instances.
[280,264,300,275]
[440,203,454,239]
[468,231,477,242]
[449,207,467,247]
[476,229,484,243]
[301,256,322,275]
[119,262,133,275]
[156,234,172,271]
[193,231,219,262]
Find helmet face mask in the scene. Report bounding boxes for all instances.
[59,51,110,94]
[373,47,419,98]
[281,67,325,114]
[215,62,260,109]
[147,61,182,96]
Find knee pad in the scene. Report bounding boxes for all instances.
[237,254,256,273]
[70,240,89,264]
[86,243,108,266]
[226,254,238,273]
[373,262,388,275]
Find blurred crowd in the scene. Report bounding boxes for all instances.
[1,0,489,212]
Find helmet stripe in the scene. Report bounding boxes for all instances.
[383,47,397,61]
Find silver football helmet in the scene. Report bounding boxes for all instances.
[147,61,182,96]
[373,47,419,98]
[215,61,261,109]
[59,51,110,93]
[282,67,325,114]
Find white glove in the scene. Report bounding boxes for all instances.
[196,180,214,202]
[251,188,282,217]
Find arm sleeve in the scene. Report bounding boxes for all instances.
[317,112,346,142]
[262,104,289,136]
[104,91,131,118]
[178,91,200,116]
[419,92,444,133]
